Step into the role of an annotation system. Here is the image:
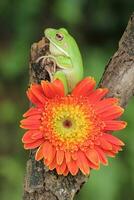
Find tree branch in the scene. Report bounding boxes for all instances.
[99,13,134,107]
[23,12,134,200]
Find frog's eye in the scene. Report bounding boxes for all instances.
[55,33,64,41]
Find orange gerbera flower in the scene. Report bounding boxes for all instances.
[20,77,127,176]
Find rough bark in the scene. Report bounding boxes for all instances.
[23,13,134,200]
[99,13,134,106]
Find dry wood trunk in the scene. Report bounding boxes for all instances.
[23,13,134,200]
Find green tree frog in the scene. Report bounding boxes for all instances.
[44,28,83,94]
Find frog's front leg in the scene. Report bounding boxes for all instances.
[53,56,73,94]
[53,71,68,95]
[36,55,71,94]
[36,55,57,81]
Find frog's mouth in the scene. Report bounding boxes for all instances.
[48,38,69,57]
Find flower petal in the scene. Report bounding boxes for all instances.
[31,131,43,140]
[56,150,64,165]
[56,159,66,175]
[23,107,42,117]
[20,123,40,130]
[22,130,43,143]
[104,150,116,157]
[60,160,67,174]
[86,149,99,166]
[27,84,47,106]
[103,133,124,146]
[24,115,41,121]
[67,160,78,175]
[22,131,34,143]
[88,88,109,104]
[42,141,51,159]
[65,151,71,163]
[104,120,127,131]
[71,152,78,160]
[112,144,122,153]
[77,151,90,175]
[99,137,113,150]
[24,139,44,149]
[48,157,57,170]
[87,160,100,170]
[35,145,44,161]
[95,98,119,112]
[63,167,69,176]
[30,84,47,104]
[46,145,56,165]
[98,106,124,120]
[20,117,40,125]
[26,89,42,107]
[72,77,96,96]
[53,79,65,96]
[95,146,108,165]
[41,80,65,98]
[41,81,55,98]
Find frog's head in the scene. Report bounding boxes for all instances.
[44,28,70,56]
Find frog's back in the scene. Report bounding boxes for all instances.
[68,35,83,80]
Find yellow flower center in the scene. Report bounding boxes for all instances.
[52,104,90,142]
[41,96,103,151]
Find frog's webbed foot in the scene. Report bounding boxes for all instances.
[36,55,57,81]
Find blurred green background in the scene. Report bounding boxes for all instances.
[0,0,134,199]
